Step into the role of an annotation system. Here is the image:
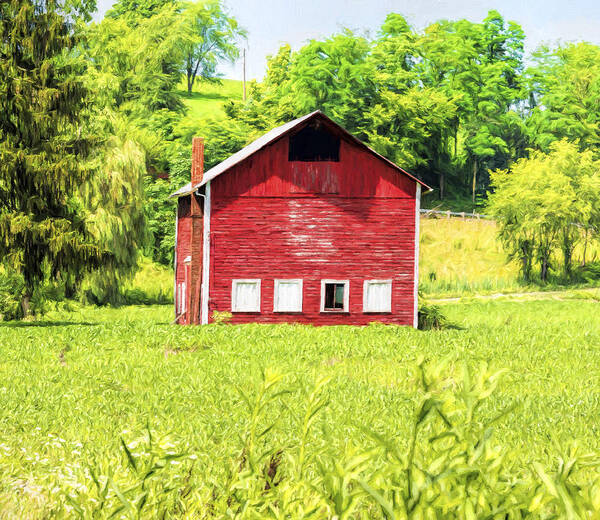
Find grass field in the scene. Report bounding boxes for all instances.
[2,295,600,517]
[419,217,520,296]
[178,78,243,121]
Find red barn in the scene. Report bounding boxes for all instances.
[170,111,431,327]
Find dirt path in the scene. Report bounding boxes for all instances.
[429,287,600,303]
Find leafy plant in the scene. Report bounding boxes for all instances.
[418,301,453,330]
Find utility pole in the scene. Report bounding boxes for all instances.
[242,47,247,101]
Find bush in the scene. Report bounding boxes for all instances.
[81,257,172,306]
[418,301,454,330]
[0,268,57,320]
[577,261,600,283]
[0,269,24,321]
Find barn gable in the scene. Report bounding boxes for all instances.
[210,122,419,202]
[170,111,431,198]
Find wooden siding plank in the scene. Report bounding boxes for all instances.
[209,196,416,326]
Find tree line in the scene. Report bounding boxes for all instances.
[1,0,599,314]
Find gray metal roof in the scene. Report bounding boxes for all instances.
[170,110,431,198]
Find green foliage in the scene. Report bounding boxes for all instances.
[417,301,453,330]
[82,256,172,305]
[86,6,186,129]
[0,269,24,321]
[79,120,149,302]
[107,0,174,20]
[84,1,246,272]
[211,309,232,324]
[179,0,246,94]
[526,43,600,153]
[487,140,600,282]
[0,0,108,309]
[2,301,600,516]
[220,10,529,202]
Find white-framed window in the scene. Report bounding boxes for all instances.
[273,279,303,312]
[231,279,261,312]
[363,280,392,313]
[320,280,349,312]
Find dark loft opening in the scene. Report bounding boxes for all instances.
[289,124,340,162]
[324,283,345,311]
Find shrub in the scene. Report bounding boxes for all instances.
[577,261,600,283]
[418,301,453,330]
[0,268,56,320]
[212,310,233,324]
[0,269,24,321]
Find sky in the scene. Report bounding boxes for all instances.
[94,0,600,81]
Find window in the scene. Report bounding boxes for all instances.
[289,123,340,162]
[273,279,303,312]
[320,280,349,312]
[232,279,261,312]
[363,280,392,313]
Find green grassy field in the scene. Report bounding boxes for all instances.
[2,295,600,517]
[419,217,520,296]
[178,78,243,121]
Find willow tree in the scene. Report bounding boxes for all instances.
[0,0,104,314]
[79,118,149,304]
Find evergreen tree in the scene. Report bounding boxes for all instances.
[0,0,104,314]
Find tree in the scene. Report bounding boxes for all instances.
[526,43,600,154]
[86,7,186,123]
[180,0,245,94]
[79,116,149,302]
[418,11,527,202]
[0,0,104,314]
[487,141,600,282]
[106,0,174,21]
[366,14,457,190]
[226,32,376,135]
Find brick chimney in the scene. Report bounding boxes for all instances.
[191,137,204,187]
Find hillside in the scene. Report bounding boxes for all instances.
[419,218,520,296]
[178,78,243,120]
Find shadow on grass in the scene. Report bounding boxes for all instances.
[0,321,97,328]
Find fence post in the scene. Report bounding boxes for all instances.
[446,210,451,219]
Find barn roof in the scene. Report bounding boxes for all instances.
[170,110,432,198]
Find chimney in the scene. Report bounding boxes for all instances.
[191,137,204,187]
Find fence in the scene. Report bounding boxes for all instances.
[420,208,491,220]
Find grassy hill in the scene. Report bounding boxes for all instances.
[178,78,243,121]
[419,217,520,296]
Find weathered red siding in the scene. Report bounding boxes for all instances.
[174,196,191,324]
[174,195,204,325]
[208,135,417,326]
[212,136,415,199]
